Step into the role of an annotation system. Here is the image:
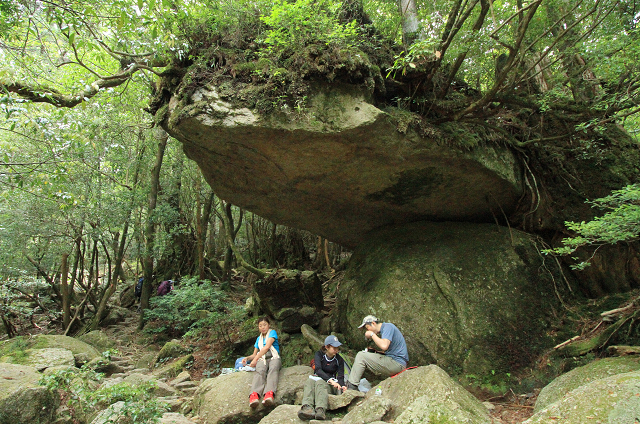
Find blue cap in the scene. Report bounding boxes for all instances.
[324,335,342,347]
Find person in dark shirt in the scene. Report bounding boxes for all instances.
[298,335,346,421]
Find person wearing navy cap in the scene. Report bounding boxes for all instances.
[298,335,347,421]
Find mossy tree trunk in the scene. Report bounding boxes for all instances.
[140,130,168,330]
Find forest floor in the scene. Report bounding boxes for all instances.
[104,275,542,423]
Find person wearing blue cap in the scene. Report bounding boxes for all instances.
[346,315,408,391]
[298,335,347,421]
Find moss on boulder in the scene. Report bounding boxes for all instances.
[32,335,101,362]
[351,365,489,422]
[78,330,117,353]
[154,340,187,367]
[153,354,194,380]
[535,356,640,412]
[0,363,59,424]
[524,370,640,423]
[335,221,572,377]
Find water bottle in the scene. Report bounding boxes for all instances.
[375,385,382,396]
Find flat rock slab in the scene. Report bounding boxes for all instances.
[258,405,307,423]
[23,348,75,371]
[328,390,364,410]
[160,412,198,424]
[0,363,59,424]
[163,83,522,248]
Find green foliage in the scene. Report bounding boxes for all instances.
[387,38,440,78]
[143,275,245,340]
[40,365,167,424]
[260,0,359,54]
[543,184,640,269]
[463,369,512,395]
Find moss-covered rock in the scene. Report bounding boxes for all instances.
[32,335,101,361]
[78,330,117,353]
[122,374,177,397]
[155,340,186,365]
[0,335,100,367]
[21,348,76,371]
[346,365,490,422]
[162,82,523,249]
[153,354,194,380]
[257,404,307,423]
[193,365,312,424]
[534,356,640,412]
[335,221,571,377]
[136,351,159,370]
[0,363,59,424]
[524,370,640,423]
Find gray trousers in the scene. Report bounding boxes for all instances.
[251,357,281,396]
[301,378,340,410]
[347,351,404,386]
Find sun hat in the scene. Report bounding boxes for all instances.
[358,315,379,328]
[324,335,342,347]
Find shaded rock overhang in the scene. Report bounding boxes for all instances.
[162,83,523,248]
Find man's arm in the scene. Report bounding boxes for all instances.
[369,333,391,351]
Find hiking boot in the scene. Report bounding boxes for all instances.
[249,392,260,408]
[262,391,275,406]
[297,404,315,420]
[315,407,326,420]
[346,381,360,391]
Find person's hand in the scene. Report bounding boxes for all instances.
[330,380,340,389]
[249,359,258,368]
[241,357,247,366]
[365,330,374,339]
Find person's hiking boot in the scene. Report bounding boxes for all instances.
[315,407,326,420]
[297,404,315,420]
[249,392,260,408]
[262,391,275,406]
[346,381,360,391]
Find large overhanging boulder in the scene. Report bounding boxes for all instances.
[161,83,522,247]
[333,221,573,376]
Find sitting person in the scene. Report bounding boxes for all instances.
[298,335,347,421]
[346,315,408,391]
[241,316,281,407]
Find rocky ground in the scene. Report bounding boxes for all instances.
[99,311,537,423]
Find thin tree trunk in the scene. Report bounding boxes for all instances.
[139,129,168,330]
[217,202,266,278]
[222,202,244,281]
[398,0,420,46]
[61,253,70,330]
[198,190,215,279]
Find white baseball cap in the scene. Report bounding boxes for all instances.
[358,315,379,328]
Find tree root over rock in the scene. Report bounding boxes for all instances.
[555,297,640,357]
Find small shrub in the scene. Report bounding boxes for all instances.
[40,366,167,424]
[260,0,359,54]
[143,276,245,343]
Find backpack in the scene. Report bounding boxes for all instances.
[134,278,143,298]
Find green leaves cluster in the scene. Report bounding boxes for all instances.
[543,184,640,269]
[144,275,244,339]
[260,0,359,53]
